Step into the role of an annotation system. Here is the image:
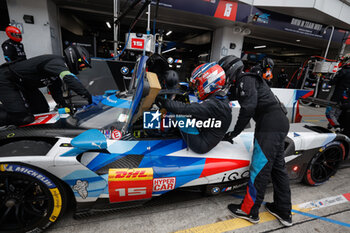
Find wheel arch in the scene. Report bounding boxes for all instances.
[334,134,350,160]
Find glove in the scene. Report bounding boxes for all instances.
[155,95,166,109]
[223,132,236,144]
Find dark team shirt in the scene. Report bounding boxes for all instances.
[2,39,26,62]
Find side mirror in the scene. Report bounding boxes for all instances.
[71,129,107,150]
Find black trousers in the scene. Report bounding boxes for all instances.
[241,108,291,216]
[339,109,350,137]
[0,67,49,125]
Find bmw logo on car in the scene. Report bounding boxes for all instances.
[121,66,129,75]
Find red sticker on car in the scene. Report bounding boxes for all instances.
[108,168,153,203]
[153,177,176,191]
[111,129,122,140]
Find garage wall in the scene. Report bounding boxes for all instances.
[47,0,62,56]
[6,0,53,58]
[0,31,6,63]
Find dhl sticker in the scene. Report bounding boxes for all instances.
[108,168,153,181]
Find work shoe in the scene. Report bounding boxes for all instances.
[227,204,260,224]
[265,202,293,227]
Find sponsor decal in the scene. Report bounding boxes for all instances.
[131,38,144,49]
[0,164,55,188]
[7,133,15,138]
[21,113,59,127]
[111,129,122,140]
[221,170,250,182]
[49,188,62,222]
[167,57,174,64]
[298,194,350,210]
[121,66,129,75]
[153,177,176,191]
[108,168,153,203]
[221,182,246,192]
[72,180,89,199]
[100,129,123,140]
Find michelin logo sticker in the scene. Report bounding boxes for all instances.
[73,180,89,199]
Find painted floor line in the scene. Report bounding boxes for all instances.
[292,209,350,227]
[174,193,350,233]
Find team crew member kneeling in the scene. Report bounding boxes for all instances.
[156,63,232,154]
[0,45,92,126]
[221,56,292,226]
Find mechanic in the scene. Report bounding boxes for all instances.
[222,56,292,226]
[146,53,169,87]
[251,57,274,87]
[1,26,26,63]
[327,53,350,137]
[277,68,289,88]
[0,45,92,126]
[155,62,233,154]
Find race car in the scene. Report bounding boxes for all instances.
[0,56,349,233]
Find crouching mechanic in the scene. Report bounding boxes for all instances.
[221,55,292,226]
[155,63,232,154]
[0,45,92,126]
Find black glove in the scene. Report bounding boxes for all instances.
[223,132,236,144]
[83,93,93,105]
[155,95,166,109]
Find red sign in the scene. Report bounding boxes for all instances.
[108,168,153,203]
[214,0,237,21]
[153,177,176,191]
[111,129,122,140]
[131,38,145,49]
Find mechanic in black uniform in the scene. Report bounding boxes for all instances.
[327,54,350,137]
[221,55,292,226]
[156,63,233,154]
[1,26,26,62]
[251,57,274,87]
[0,45,92,126]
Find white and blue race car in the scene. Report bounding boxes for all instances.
[0,56,349,233]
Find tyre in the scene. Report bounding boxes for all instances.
[0,140,52,157]
[304,141,346,186]
[0,163,67,233]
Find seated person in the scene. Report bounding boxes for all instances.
[155,63,232,154]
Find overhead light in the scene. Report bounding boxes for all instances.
[106,22,111,28]
[163,47,176,54]
[166,31,172,36]
[296,39,301,42]
[254,45,266,49]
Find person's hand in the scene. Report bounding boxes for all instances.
[223,132,237,144]
[155,95,166,109]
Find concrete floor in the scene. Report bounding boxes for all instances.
[47,104,350,233]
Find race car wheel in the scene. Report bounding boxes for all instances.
[304,141,345,186]
[0,163,66,233]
